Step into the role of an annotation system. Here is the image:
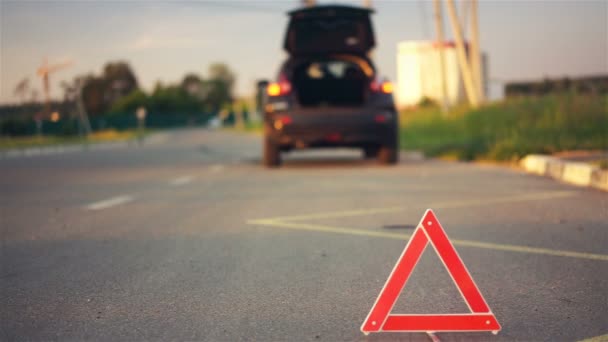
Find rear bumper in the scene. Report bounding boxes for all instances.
[267,108,397,149]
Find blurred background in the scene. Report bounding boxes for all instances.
[0,0,606,160]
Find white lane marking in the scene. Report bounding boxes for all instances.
[263,191,578,223]
[432,190,578,209]
[169,175,194,186]
[268,207,406,223]
[247,190,606,261]
[85,195,134,211]
[209,164,224,173]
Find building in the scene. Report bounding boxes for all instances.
[395,40,487,108]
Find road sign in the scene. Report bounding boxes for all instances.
[361,209,501,335]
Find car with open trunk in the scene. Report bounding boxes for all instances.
[263,5,399,167]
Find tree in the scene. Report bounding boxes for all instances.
[205,63,236,111]
[208,63,235,90]
[80,75,107,116]
[149,83,201,114]
[109,89,148,114]
[13,78,30,103]
[181,73,204,98]
[102,61,139,105]
[66,61,140,116]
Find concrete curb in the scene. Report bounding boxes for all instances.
[399,150,425,161]
[520,154,607,191]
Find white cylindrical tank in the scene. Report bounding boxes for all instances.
[396,41,485,108]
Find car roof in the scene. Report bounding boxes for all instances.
[288,4,374,17]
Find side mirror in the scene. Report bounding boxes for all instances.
[256,79,271,115]
[257,80,269,89]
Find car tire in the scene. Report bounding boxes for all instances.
[263,127,281,168]
[378,141,398,165]
[363,147,379,159]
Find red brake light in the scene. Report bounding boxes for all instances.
[371,80,393,94]
[374,114,387,123]
[267,83,282,96]
[273,115,292,130]
[267,81,291,96]
[381,82,393,94]
[267,74,292,97]
[370,80,380,92]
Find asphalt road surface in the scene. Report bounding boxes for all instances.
[1,129,607,341]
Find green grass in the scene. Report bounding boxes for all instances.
[227,121,263,135]
[0,129,143,150]
[400,94,608,161]
[243,121,263,133]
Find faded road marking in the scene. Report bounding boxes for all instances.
[247,219,608,261]
[266,206,406,222]
[432,190,578,209]
[169,175,194,186]
[209,164,225,173]
[263,191,578,223]
[85,195,134,211]
[248,190,608,260]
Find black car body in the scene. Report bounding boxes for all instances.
[263,5,399,167]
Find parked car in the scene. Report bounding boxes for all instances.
[262,5,399,167]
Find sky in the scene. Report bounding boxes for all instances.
[1,0,606,104]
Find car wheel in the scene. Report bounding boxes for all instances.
[378,141,398,165]
[363,147,379,159]
[263,127,281,168]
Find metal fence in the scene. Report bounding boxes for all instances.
[1,112,217,136]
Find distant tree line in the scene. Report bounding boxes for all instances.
[505,75,608,97]
[1,60,239,136]
[65,61,140,116]
[108,63,236,116]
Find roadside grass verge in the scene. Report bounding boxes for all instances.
[243,121,263,133]
[226,121,263,135]
[0,129,143,150]
[400,94,607,161]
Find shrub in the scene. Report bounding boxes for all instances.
[400,94,607,161]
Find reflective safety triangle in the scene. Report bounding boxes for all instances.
[361,209,501,334]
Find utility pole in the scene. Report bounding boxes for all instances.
[433,0,450,114]
[446,0,479,108]
[469,0,484,102]
[74,79,92,136]
[460,0,470,41]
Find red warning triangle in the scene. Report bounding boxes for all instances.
[361,209,501,335]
